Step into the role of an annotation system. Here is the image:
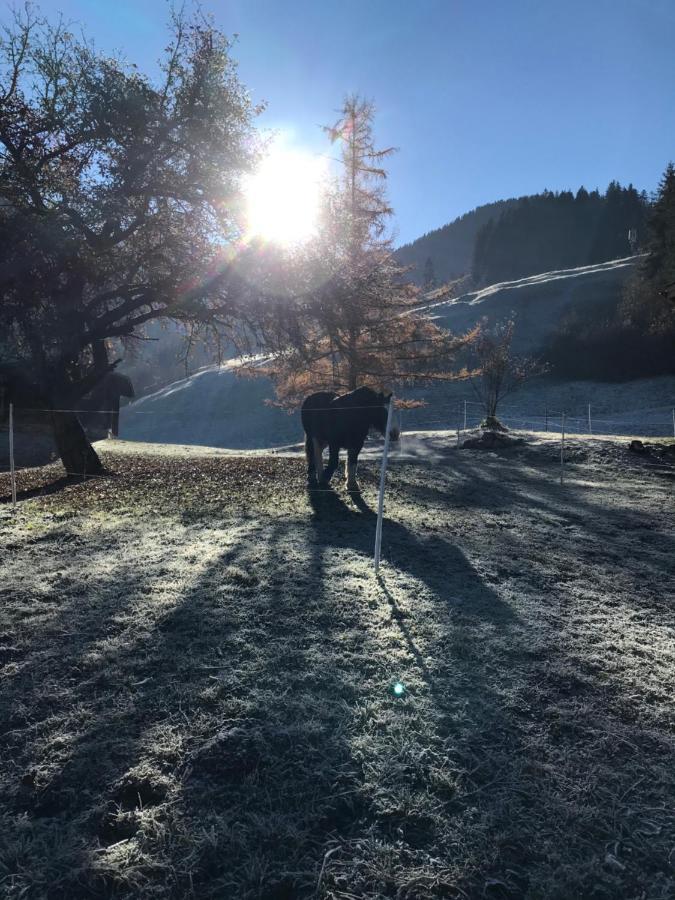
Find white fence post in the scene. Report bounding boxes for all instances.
[9,402,16,510]
[560,412,566,485]
[374,396,394,574]
[588,403,592,435]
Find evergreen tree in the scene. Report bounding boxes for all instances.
[643,162,675,287]
[396,197,520,285]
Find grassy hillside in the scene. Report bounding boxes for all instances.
[1,439,673,898]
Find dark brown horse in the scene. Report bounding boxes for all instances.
[301,386,399,492]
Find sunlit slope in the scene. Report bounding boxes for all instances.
[120,363,300,449]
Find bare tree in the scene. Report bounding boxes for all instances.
[469,318,546,429]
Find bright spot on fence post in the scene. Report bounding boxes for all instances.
[392,681,406,697]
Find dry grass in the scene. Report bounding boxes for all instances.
[0,439,673,899]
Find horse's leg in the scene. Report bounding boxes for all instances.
[305,435,316,483]
[323,443,339,484]
[312,438,325,485]
[346,446,361,492]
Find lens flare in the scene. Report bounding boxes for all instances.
[392,681,406,697]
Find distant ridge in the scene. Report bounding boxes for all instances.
[395,197,522,284]
[396,183,648,287]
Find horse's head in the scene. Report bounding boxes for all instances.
[371,391,400,442]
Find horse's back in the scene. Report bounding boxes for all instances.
[301,391,337,438]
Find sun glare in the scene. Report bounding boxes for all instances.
[244,147,326,245]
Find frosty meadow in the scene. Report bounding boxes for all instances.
[1,3,675,899]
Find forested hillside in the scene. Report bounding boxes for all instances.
[397,183,649,288]
[546,163,675,380]
[395,198,521,285]
[472,182,649,284]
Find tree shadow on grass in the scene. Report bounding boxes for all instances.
[5,463,666,899]
[1,515,373,898]
[0,474,88,504]
[18,482,520,898]
[398,452,675,563]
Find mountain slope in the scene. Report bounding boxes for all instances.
[416,254,641,354]
[117,255,675,447]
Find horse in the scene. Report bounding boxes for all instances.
[301,386,400,492]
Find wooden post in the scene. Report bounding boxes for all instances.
[560,412,566,485]
[374,397,394,574]
[463,399,467,431]
[588,403,592,435]
[545,406,548,432]
[9,402,16,510]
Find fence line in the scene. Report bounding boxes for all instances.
[12,404,401,416]
[9,399,675,421]
[3,407,673,553]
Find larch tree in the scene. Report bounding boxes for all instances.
[0,7,260,474]
[242,96,472,406]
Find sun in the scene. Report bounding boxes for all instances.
[243,146,326,245]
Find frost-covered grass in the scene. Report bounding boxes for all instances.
[0,439,673,899]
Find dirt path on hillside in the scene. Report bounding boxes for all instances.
[0,440,673,899]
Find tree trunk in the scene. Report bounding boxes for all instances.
[51,410,104,476]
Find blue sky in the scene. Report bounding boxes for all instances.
[7,0,675,244]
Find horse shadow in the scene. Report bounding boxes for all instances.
[308,483,513,601]
[304,483,519,699]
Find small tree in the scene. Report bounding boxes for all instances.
[242,96,473,405]
[469,319,545,430]
[0,7,259,473]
